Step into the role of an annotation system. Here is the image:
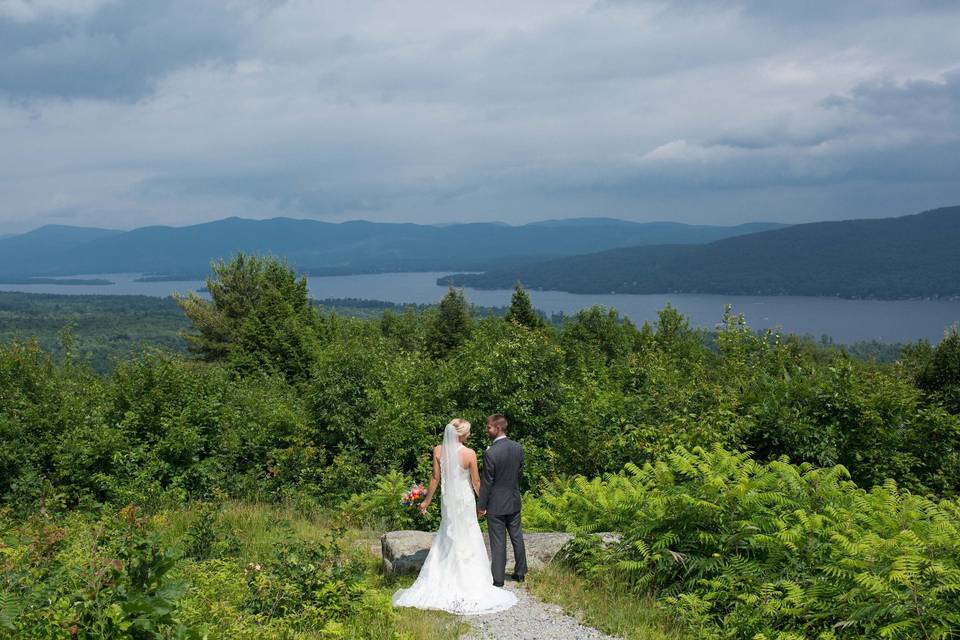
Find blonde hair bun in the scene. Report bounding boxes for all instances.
[449,418,471,437]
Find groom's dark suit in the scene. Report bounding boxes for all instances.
[478,436,528,585]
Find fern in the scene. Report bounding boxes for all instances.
[0,592,22,632]
[525,445,960,638]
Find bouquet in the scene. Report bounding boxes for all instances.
[401,484,427,512]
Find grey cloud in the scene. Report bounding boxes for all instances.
[603,0,959,26]
[824,69,960,122]
[621,67,960,191]
[2,0,960,233]
[0,0,282,101]
[135,171,389,216]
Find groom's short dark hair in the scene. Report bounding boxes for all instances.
[487,414,508,430]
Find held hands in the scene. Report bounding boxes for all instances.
[477,508,486,518]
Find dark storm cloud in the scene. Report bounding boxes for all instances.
[824,69,960,121]
[0,0,281,101]
[1,0,959,233]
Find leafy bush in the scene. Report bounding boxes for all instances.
[0,347,316,511]
[0,338,112,512]
[526,446,960,639]
[1,505,193,639]
[2,502,459,639]
[182,502,240,561]
[244,532,366,630]
[916,324,960,414]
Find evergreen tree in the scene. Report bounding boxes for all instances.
[426,285,472,358]
[176,253,324,382]
[505,282,545,329]
[175,253,263,360]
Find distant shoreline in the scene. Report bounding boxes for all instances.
[1,270,959,303]
[133,267,479,283]
[438,274,960,304]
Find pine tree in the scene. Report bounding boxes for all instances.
[175,253,324,382]
[426,285,472,358]
[175,253,263,360]
[505,282,545,329]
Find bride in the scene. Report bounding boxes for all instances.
[392,418,518,615]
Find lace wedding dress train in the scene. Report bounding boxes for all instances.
[392,424,518,615]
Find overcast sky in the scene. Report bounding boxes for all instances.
[2,0,960,234]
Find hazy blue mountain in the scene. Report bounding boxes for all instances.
[528,217,657,227]
[0,216,786,278]
[444,206,960,300]
[2,224,121,246]
[0,225,123,277]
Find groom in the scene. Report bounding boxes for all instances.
[477,414,528,588]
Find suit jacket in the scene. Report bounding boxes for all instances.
[478,437,524,516]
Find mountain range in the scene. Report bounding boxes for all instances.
[0,217,785,279]
[444,206,960,300]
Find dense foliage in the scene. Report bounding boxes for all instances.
[3,257,960,510]
[2,253,960,638]
[425,286,472,359]
[0,502,463,639]
[524,446,960,638]
[912,325,960,414]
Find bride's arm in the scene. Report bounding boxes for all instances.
[419,446,442,515]
[467,450,481,495]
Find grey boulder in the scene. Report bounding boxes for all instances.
[380,530,435,574]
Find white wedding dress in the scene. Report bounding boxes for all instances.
[392,423,518,615]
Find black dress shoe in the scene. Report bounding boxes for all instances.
[511,573,525,582]
[493,581,504,588]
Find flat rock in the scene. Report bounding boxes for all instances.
[381,530,435,574]
[380,530,619,575]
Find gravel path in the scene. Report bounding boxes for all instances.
[461,582,621,640]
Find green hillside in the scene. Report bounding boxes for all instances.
[447,206,960,299]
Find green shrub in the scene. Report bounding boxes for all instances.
[243,531,366,629]
[0,506,193,639]
[314,448,377,506]
[181,502,240,561]
[0,338,112,512]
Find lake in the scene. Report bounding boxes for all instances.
[1,272,959,344]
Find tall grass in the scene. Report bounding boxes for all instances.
[528,564,686,640]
